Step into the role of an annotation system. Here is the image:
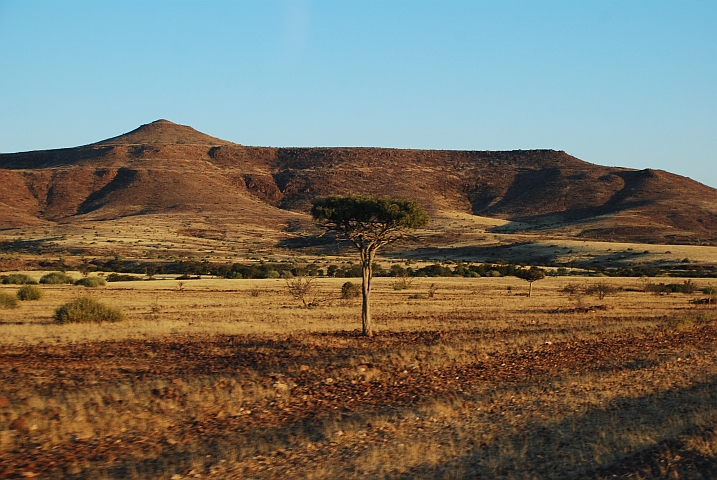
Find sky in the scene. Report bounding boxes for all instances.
[1,1,716,188]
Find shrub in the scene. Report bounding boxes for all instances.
[2,273,37,285]
[74,277,106,287]
[647,280,699,295]
[285,276,318,307]
[585,281,618,300]
[17,285,43,301]
[561,283,583,295]
[681,280,697,294]
[0,292,19,309]
[54,297,124,324]
[341,281,361,299]
[665,316,693,331]
[40,272,74,284]
[106,273,141,282]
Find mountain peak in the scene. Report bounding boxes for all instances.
[94,120,237,146]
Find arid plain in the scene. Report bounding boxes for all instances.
[1,272,717,479]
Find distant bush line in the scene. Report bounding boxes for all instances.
[6,259,713,281]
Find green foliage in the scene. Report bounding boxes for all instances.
[389,264,408,277]
[74,277,107,287]
[17,285,43,301]
[54,297,124,324]
[265,270,281,279]
[311,195,429,232]
[0,292,19,309]
[414,264,453,277]
[341,281,361,299]
[646,280,699,295]
[40,271,74,284]
[106,273,141,282]
[516,267,546,283]
[2,273,37,285]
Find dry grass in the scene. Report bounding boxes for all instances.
[1,274,716,479]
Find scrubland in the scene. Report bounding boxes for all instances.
[1,274,717,479]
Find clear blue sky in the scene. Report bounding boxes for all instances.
[1,1,715,188]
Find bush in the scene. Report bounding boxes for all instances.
[0,292,19,309]
[585,281,618,300]
[2,273,37,285]
[40,272,74,284]
[561,282,583,295]
[285,276,318,307]
[106,273,141,282]
[17,285,43,301]
[647,280,699,295]
[54,297,124,324]
[341,281,361,299]
[665,316,693,331]
[74,277,106,287]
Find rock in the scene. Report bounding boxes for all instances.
[299,365,310,371]
[0,397,9,408]
[272,382,289,392]
[10,416,29,434]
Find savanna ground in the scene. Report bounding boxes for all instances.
[1,273,717,479]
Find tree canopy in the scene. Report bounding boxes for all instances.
[311,195,429,249]
[516,266,546,297]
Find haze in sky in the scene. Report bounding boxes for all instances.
[1,1,715,188]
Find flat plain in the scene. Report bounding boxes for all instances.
[2,273,717,479]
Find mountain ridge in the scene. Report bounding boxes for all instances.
[0,120,715,246]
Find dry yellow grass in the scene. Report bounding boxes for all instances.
[1,273,716,479]
[2,275,713,344]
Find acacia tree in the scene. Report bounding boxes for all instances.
[517,266,546,297]
[311,195,429,336]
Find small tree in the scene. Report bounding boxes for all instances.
[586,280,618,300]
[517,267,546,297]
[312,195,429,336]
[285,275,318,307]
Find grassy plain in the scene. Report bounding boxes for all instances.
[1,274,717,479]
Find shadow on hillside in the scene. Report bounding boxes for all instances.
[0,237,61,255]
[400,243,664,267]
[479,169,655,236]
[401,242,561,264]
[276,233,341,252]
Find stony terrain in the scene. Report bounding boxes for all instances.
[1,276,716,479]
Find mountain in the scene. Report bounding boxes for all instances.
[0,120,715,247]
[94,119,236,146]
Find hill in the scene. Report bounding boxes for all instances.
[0,120,715,253]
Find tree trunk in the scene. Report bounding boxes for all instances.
[360,248,375,336]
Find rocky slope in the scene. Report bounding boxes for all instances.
[1,120,715,244]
